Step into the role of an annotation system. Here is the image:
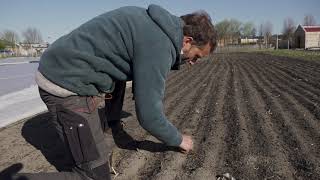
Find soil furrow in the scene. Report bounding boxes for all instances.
[173,59,231,179]
[136,59,223,179]
[241,58,320,179]
[262,59,320,90]
[164,60,211,99]
[237,59,297,179]
[257,58,320,100]
[257,53,320,74]
[177,60,231,179]
[231,59,278,179]
[241,58,320,120]
[2,52,320,179]
[115,58,221,179]
[216,60,247,178]
[242,60,320,145]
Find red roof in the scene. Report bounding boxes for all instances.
[303,26,320,32]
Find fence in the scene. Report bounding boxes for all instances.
[215,44,273,53]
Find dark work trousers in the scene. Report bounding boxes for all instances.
[104,81,126,129]
[18,88,112,180]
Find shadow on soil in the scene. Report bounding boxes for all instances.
[111,125,180,152]
[20,110,178,172]
[21,112,74,171]
[0,163,28,180]
[20,110,133,171]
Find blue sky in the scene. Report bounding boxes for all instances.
[1,0,319,43]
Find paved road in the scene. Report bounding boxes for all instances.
[0,57,39,96]
[0,57,46,128]
[0,56,132,128]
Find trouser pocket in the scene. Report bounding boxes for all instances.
[57,105,100,165]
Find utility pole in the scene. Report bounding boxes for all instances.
[276,34,279,50]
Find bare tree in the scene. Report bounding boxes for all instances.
[263,21,273,48]
[216,19,230,46]
[303,14,316,26]
[282,17,296,49]
[259,23,264,49]
[282,18,295,38]
[228,19,242,44]
[259,24,264,37]
[2,30,19,45]
[22,27,43,45]
[251,27,257,38]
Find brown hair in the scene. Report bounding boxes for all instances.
[180,11,217,52]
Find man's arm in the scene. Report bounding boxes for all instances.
[132,42,182,146]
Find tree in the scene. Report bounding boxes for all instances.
[22,27,43,45]
[241,22,255,38]
[303,14,316,26]
[259,24,263,37]
[215,19,242,45]
[282,18,295,38]
[228,19,242,44]
[263,21,273,48]
[282,17,296,49]
[0,40,5,50]
[251,27,257,38]
[1,30,19,46]
[259,23,264,49]
[216,20,230,46]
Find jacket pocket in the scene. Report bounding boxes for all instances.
[57,105,100,164]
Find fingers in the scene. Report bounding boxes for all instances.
[179,148,188,154]
[179,134,194,154]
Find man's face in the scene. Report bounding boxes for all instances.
[181,36,211,65]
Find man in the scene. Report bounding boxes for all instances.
[12,4,217,180]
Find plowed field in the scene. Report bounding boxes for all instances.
[1,53,320,179]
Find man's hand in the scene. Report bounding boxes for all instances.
[179,134,194,153]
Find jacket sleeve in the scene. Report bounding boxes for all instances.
[132,41,182,146]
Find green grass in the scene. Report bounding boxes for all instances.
[252,49,320,61]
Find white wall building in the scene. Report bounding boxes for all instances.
[294,25,320,49]
[17,43,49,56]
[238,37,259,44]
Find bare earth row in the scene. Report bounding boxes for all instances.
[0,52,319,179]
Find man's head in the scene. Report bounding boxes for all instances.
[180,11,217,65]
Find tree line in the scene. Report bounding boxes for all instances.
[0,27,43,50]
[1,14,318,50]
[215,14,317,46]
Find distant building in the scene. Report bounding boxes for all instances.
[270,34,291,49]
[1,42,49,57]
[218,37,235,47]
[17,43,49,56]
[294,25,320,49]
[238,37,259,44]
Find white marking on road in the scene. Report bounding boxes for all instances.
[0,62,30,66]
[0,85,47,128]
[0,73,34,80]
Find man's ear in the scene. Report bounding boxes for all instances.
[183,36,193,46]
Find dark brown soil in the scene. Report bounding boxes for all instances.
[1,53,319,180]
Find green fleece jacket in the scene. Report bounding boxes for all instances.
[38,5,183,146]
